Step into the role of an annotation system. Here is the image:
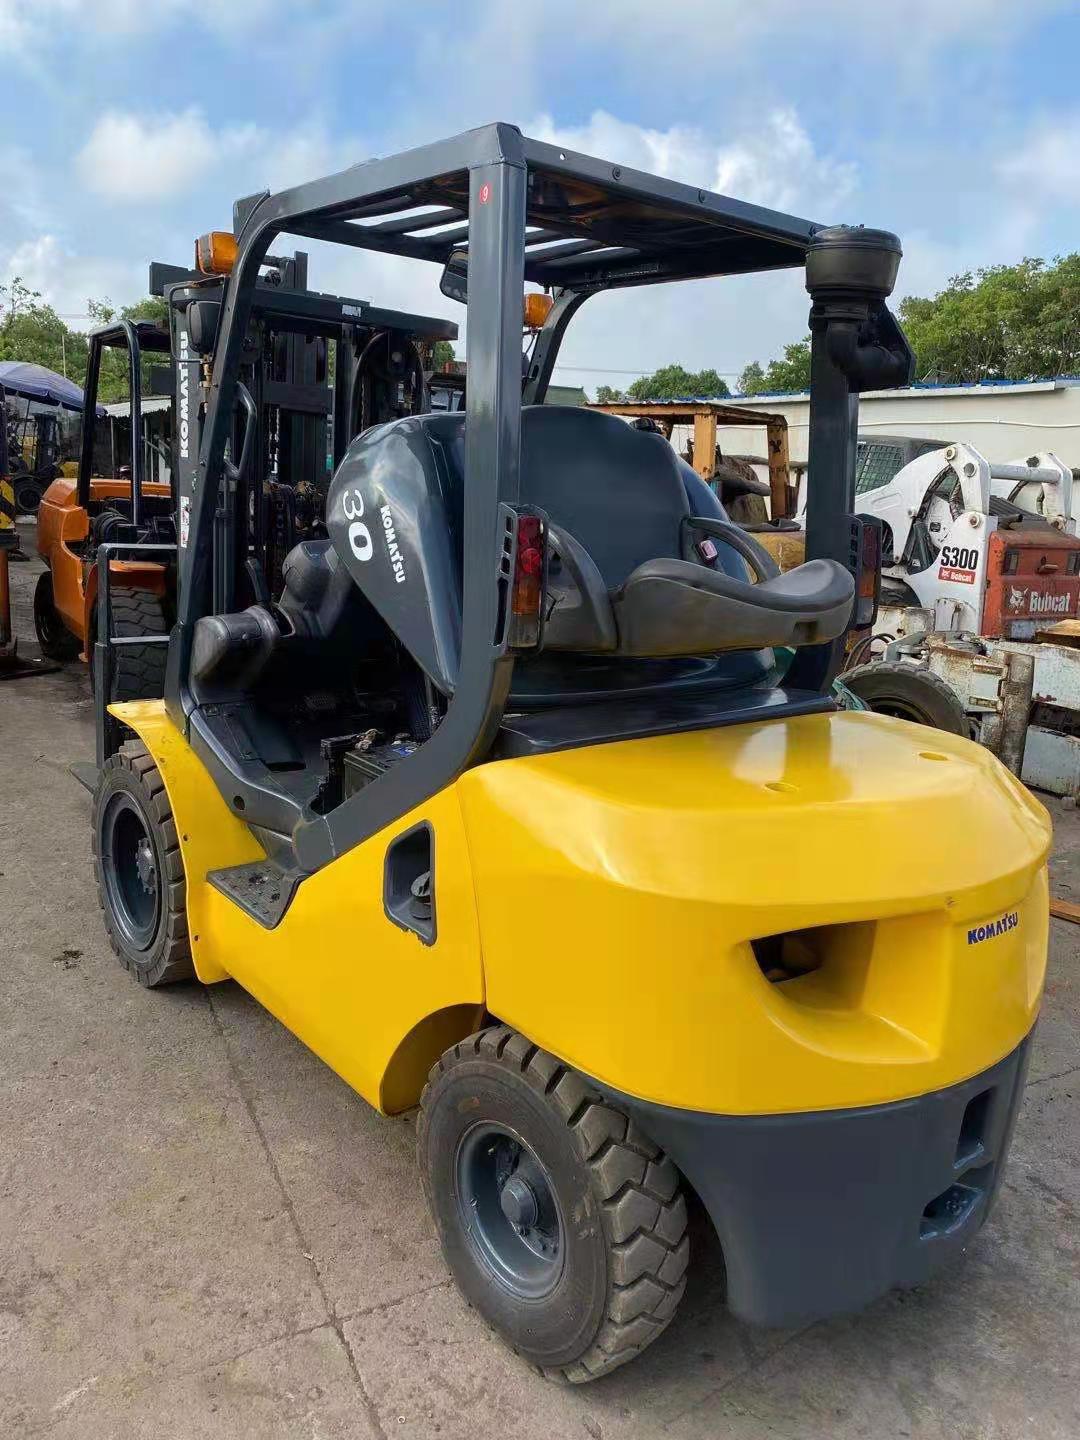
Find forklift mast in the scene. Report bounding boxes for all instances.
[153,251,457,615]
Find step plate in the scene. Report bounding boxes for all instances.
[207,860,302,928]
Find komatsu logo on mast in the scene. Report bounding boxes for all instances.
[178,330,191,460]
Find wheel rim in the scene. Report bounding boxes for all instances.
[455,1122,565,1299]
[15,479,41,513]
[100,793,161,951]
[35,583,68,651]
[872,699,935,724]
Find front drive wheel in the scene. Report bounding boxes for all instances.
[33,570,81,660]
[90,586,170,701]
[417,1027,689,1382]
[92,740,194,987]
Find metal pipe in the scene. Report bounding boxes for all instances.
[990,462,1062,485]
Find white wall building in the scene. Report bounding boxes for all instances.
[703,377,1080,475]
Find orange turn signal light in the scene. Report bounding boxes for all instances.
[195,231,238,276]
[523,292,554,329]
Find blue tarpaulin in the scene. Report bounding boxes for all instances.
[0,360,87,409]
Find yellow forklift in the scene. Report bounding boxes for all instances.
[87,126,1050,1382]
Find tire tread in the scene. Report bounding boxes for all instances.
[92,739,194,987]
[417,1025,688,1384]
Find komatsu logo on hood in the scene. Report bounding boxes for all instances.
[380,503,406,584]
[968,911,1019,945]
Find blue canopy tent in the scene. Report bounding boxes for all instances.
[0,360,89,410]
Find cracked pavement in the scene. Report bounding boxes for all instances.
[2,526,1079,1439]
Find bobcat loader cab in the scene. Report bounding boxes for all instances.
[91,124,1050,1382]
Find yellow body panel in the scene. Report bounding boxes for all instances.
[115,701,1049,1119]
[457,711,1050,1114]
[113,701,485,1114]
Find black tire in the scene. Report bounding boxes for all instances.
[92,739,194,987]
[841,660,968,734]
[32,569,81,660]
[417,1026,689,1383]
[14,475,44,515]
[94,586,169,701]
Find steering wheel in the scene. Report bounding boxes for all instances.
[352,331,427,433]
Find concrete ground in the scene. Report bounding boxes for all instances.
[2,521,1079,1440]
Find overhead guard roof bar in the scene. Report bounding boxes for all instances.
[248,123,817,294]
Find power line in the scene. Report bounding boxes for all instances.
[550,362,745,376]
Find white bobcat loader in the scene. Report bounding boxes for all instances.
[798,437,1080,796]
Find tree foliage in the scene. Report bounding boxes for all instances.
[897,255,1080,382]
[0,277,172,404]
[738,340,811,395]
[627,363,729,401]
[739,254,1080,391]
[431,339,456,369]
[0,277,88,389]
[595,364,730,404]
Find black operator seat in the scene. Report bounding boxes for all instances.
[191,407,854,698]
[514,406,853,656]
[316,406,854,694]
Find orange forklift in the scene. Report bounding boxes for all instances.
[33,320,175,698]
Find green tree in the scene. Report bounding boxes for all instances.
[431,339,456,370]
[625,363,729,401]
[0,277,87,385]
[87,295,172,403]
[898,255,1080,382]
[738,339,811,395]
[594,383,626,404]
[736,360,765,395]
[740,254,1080,390]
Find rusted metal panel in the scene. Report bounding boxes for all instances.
[766,417,791,520]
[692,410,718,480]
[982,528,1080,638]
[1022,725,1080,796]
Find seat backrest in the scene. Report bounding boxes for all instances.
[518,407,689,585]
[326,406,764,698]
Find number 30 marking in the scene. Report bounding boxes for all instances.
[342,488,373,561]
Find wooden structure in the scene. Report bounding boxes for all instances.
[587,401,793,519]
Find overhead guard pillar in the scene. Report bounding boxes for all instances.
[789,226,915,693]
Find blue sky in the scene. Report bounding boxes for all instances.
[3,0,1080,394]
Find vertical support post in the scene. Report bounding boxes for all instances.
[458,157,527,765]
[692,410,717,480]
[0,550,12,649]
[803,319,859,567]
[128,325,145,532]
[766,416,791,520]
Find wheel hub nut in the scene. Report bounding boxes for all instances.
[499,1174,538,1230]
[135,838,156,893]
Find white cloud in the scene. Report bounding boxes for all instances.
[520,111,857,393]
[531,108,855,218]
[75,109,261,203]
[999,113,1080,199]
[0,233,145,323]
[0,0,286,50]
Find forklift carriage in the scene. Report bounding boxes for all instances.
[91,123,1050,1382]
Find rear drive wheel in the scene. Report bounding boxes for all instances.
[91,586,169,701]
[92,740,193,987]
[32,569,81,660]
[14,475,45,515]
[841,660,969,734]
[417,1026,689,1382]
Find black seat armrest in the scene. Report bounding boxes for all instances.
[544,523,618,652]
[612,557,854,657]
[682,514,780,581]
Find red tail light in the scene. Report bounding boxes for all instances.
[507,512,546,649]
[852,514,882,628]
